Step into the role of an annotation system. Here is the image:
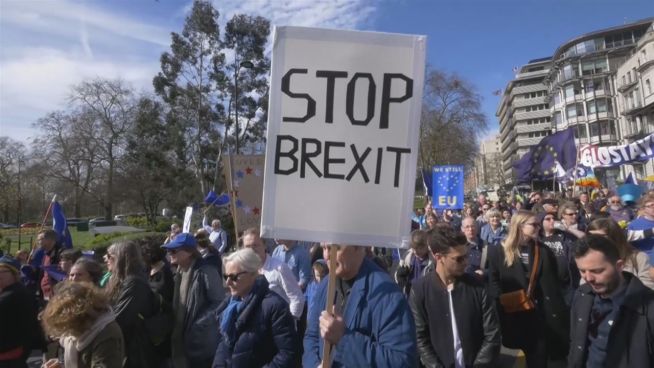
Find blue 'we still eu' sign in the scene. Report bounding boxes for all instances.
[432,165,464,210]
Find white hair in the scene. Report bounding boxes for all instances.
[223,248,261,273]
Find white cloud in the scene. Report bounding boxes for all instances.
[211,0,379,30]
[0,0,170,47]
[0,47,159,141]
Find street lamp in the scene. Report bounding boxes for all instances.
[234,59,254,154]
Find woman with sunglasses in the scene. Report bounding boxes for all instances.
[213,248,298,367]
[162,233,225,368]
[487,210,569,368]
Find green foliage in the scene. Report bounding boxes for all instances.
[87,231,165,249]
[154,219,175,233]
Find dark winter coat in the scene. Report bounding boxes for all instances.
[0,282,45,365]
[487,241,570,359]
[212,276,298,368]
[568,272,654,368]
[112,274,156,368]
[410,272,501,368]
[179,254,225,363]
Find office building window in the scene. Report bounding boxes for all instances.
[646,79,651,95]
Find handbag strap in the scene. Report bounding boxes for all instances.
[526,243,540,297]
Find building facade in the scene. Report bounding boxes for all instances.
[497,57,553,184]
[474,135,503,190]
[615,24,654,179]
[498,18,654,186]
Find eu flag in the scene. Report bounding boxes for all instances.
[513,127,577,183]
[52,201,73,249]
[432,165,464,209]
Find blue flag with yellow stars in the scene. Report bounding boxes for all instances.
[513,128,577,183]
[432,165,464,209]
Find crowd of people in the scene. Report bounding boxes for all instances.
[2,188,654,367]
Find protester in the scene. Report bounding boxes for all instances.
[541,198,559,216]
[627,193,654,264]
[569,235,654,367]
[539,212,579,304]
[587,218,654,289]
[58,248,82,279]
[306,260,328,314]
[606,195,634,224]
[164,223,181,244]
[425,212,438,229]
[163,233,224,368]
[480,208,507,247]
[409,226,501,367]
[213,248,298,367]
[194,229,223,273]
[395,229,434,295]
[461,216,487,278]
[303,244,417,367]
[0,256,44,368]
[501,209,512,228]
[104,241,156,368]
[37,229,64,301]
[202,215,228,254]
[139,237,174,303]
[41,281,125,368]
[488,210,569,367]
[557,201,586,238]
[68,258,104,285]
[241,228,304,319]
[272,240,312,292]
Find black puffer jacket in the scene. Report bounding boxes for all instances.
[409,272,501,368]
[213,276,298,368]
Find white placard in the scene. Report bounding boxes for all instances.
[182,206,193,233]
[261,26,426,248]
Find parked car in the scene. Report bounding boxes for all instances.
[66,218,86,226]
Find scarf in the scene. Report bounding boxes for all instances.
[60,310,116,368]
[220,297,245,346]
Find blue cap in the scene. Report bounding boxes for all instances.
[162,233,197,250]
[0,256,21,275]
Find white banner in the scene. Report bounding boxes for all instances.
[579,134,654,168]
[261,26,426,248]
[182,206,193,233]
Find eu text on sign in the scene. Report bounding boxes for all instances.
[261,26,426,248]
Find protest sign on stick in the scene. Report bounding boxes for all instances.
[223,155,265,237]
[261,26,426,249]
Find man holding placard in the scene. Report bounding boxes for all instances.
[262,25,425,367]
[303,244,417,367]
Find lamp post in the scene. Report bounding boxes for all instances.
[234,59,254,155]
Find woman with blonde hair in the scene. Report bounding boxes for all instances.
[488,210,569,367]
[480,208,507,247]
[41,281,124,368]
[104,241,156,368]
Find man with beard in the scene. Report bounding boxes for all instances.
[569,235,654,367]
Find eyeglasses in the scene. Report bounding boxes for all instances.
[524,222,541,228]
[223,271,249,282]
[610,201,621,204]
[563,212,577,216]
[543,217,555,222]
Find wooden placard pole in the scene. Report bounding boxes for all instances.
[226,155,240,244]
[321,246,338,368]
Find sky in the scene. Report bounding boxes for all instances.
[1,0,653,144]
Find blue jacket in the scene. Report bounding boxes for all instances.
[479,223,507,247]
[213,276,298,367]
[303,257,417,367]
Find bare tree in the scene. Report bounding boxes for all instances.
[419,69,488,171]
